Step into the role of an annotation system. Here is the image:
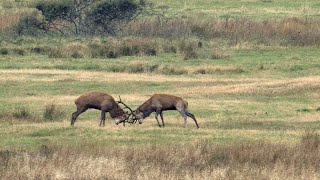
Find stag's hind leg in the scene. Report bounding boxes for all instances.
[71,106,88,126]
[186,111,199,128]
[160,111,165,127]
[177,109,199,128]
[178,110,188,128]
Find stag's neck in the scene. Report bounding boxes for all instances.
[139,101,154,118]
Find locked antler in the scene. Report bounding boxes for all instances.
[116,96,138,124]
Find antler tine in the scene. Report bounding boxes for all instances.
[118,95,122,103]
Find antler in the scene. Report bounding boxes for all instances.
[116,96,138,124]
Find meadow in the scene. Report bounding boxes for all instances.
[1,0,320,179]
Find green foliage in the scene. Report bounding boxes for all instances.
[14,16,46,36]
[88,0,146,35]
[32,0,147,35]
[36,1,75,23]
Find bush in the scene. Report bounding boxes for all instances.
[12,48,25,56]
[31,47,49,54]
[33,0,146,35]
[178,41,198,60]
[163,44,177,53]
[0,48,9,55]
[65,43,89,59]
[127,61,146,73]
[211,49,231,59]
[88,0,146,35]
[158,65,187,75]
[48,48,64,58]
[13,106,33,120]
[43,103,65,122]
[14,16,46,36]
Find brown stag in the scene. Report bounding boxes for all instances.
[71,91,133,126]
[134,94,199,128]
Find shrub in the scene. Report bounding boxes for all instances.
[43,103,65,122]
[127,61,146,73]
[211,49,231,59]
[178,41,198,60]
[120,45,138,56]
[163,44,177,53]
[144,47,157,56]
[193,66,245,74]
[13,106,32,120]
[70,51,83,59]
[31,47,49,54]
[34,0,146,35]
[158,65,187,75]
[48,47,64,58]
[12,48,25,56]
[89,43,120,59]
[0,48,9,55]
[65,43,89,59]
[14,16,46,36]
[88,0,146,35]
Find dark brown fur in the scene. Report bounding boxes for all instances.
[135,94,199,128]
[71,91,126,126]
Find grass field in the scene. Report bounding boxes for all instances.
[1,43,320,179]
[1,0,320,179]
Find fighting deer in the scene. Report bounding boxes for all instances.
[133,94,199,128]
[71,91,133,126]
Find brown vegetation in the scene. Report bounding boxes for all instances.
[1,132,320,179]
[128,18,320,46]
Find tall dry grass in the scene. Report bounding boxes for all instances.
[1,132,320,179]
[127,18,320,46]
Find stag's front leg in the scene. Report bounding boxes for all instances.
[160,111,165,128]
[155,109,162,127]
[100,110,106,127]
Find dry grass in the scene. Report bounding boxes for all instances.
[128,18,320,46]
[1,69,320,99]
[179,76,320,97]
[1,132,320,179]
[0,69,219,82]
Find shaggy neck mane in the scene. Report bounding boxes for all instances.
[138,100,153,118]
[110,107,124,118]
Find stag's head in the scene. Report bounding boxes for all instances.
[114,113,128,125]
[133,108,144,124]
[114,109,131,125]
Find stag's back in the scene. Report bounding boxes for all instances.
[75,91,116,109]
[149,94,187,110]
